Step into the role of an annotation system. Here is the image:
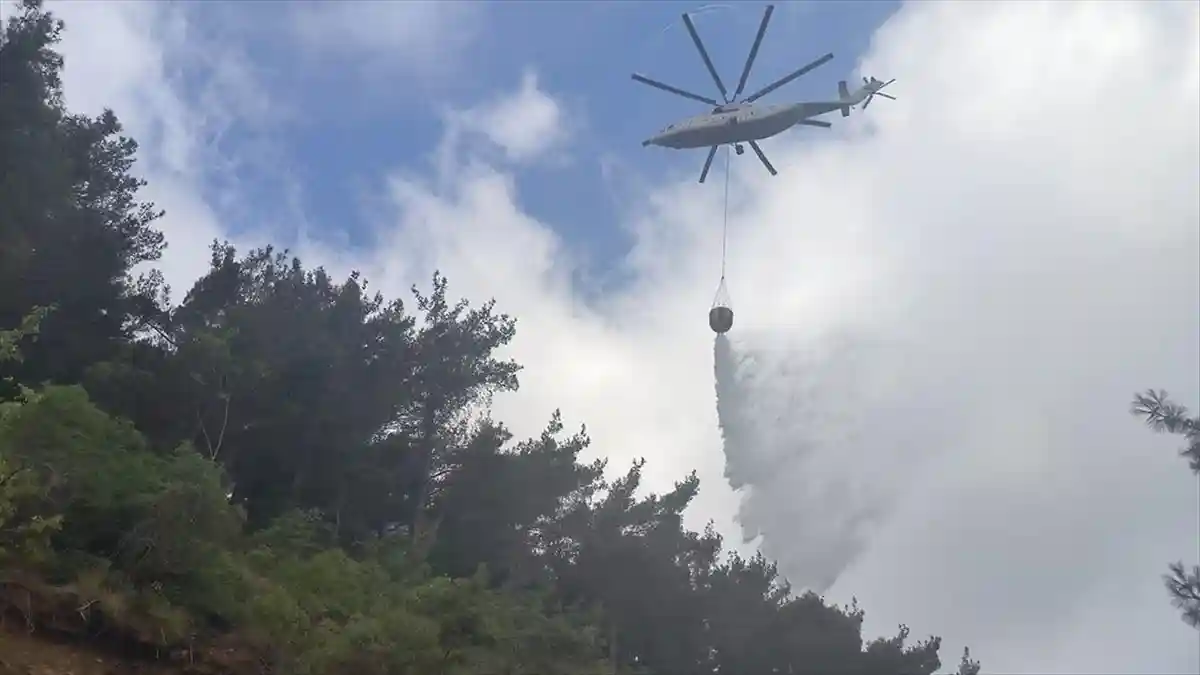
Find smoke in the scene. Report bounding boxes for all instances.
[713,331,950,593]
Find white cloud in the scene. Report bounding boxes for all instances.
[288,1,481,79]
[447,69,569,165]
[61,1,1200,673]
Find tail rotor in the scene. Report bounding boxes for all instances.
[861,76,897,110]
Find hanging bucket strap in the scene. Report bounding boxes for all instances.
[720,145,731,278]
[712,148,733,310]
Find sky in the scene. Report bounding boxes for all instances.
[34,0,1200,672]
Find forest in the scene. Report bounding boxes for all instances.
[0,1,1000,673]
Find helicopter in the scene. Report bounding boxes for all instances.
[634,4,896,183]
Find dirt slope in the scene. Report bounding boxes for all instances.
[0,627,183,675]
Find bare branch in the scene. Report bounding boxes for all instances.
[211,392,231,461]
[194,390,233,461]
[196,409,215,459]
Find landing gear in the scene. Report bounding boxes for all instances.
[734,144,745,156]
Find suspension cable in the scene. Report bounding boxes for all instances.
[720,145,731,280]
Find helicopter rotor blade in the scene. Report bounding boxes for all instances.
[743,52,835,104]
[698,145,719,184]
[631,73,719,107]
[797,119,832,128]
[747,140,777,176]
[863,94,873,110]
[682,12,729,102]
[875,92,897,101]
[733,4,774,100]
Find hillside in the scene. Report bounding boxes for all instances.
[1,627,182,675]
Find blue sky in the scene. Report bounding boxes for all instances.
[177,0,899,284]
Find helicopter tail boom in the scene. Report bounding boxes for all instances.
[837,80,851,117]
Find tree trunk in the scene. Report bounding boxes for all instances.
[409,400,440,562]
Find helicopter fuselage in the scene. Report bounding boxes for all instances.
[642,100,843,150]
[630,4,894,183]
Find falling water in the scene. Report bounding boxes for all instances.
[712,332,929,593]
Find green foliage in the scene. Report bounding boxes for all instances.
[1131,388,1200,630]
[0,2,967,673]
[182,516,611,675]
[0,454,61,567]
[1,308,65,567]
[0,305,51,366]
